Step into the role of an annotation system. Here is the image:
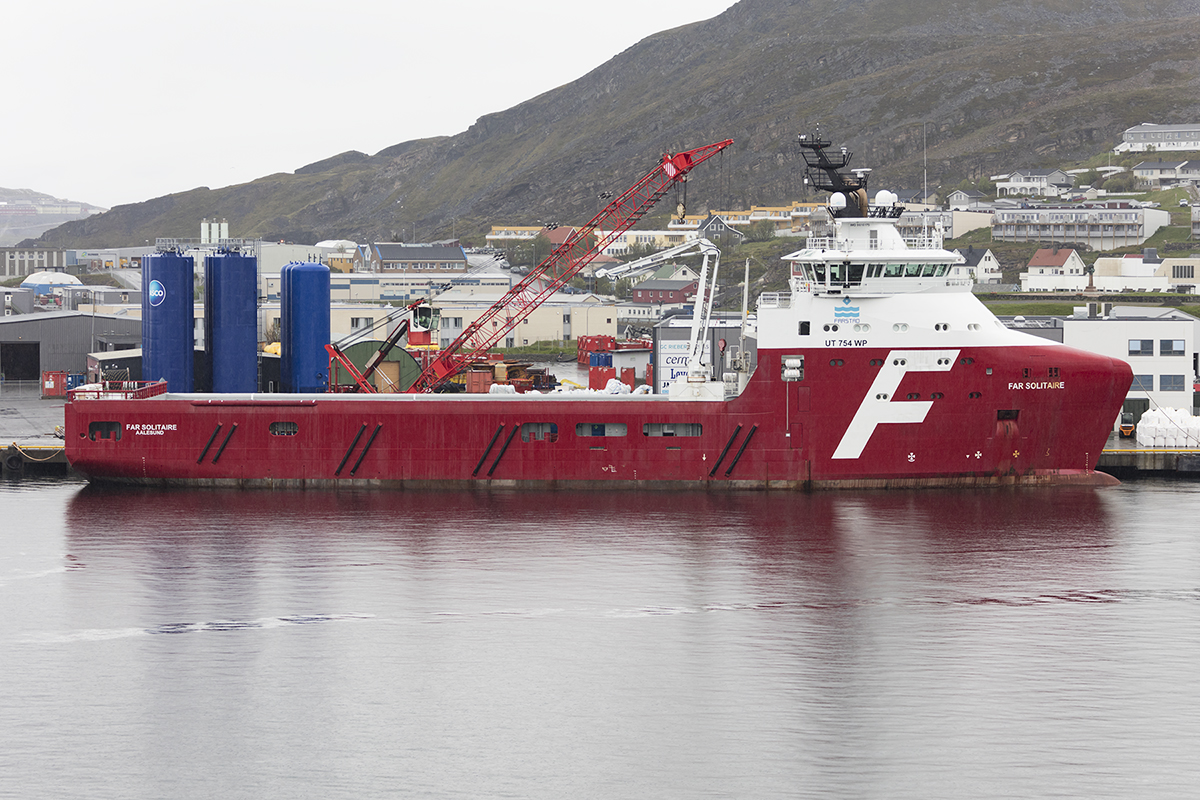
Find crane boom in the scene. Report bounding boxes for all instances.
[595,236,720,281]
[406,139,734,393]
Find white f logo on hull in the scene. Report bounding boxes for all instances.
[832,349,960,460]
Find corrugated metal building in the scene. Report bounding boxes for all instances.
[0,312,141,381]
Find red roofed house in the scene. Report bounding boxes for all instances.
[1020,248,1088,291]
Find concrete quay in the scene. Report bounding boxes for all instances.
[1098,435,1200,479]
[1,395,67,476]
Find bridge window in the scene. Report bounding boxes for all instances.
[269,421,298,436]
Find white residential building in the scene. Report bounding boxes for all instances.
[993,169,1072,197]
[1114,123,1200,154]
[992,204,1170,249]
[953,246,1003,284]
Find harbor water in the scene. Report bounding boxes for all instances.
[2,477,1199,799]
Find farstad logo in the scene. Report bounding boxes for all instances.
[149,280,166,307]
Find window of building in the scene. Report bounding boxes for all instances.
[1161,374,1186,392]
[1128,339,1153,356]
[576,423,628,437]
[350,317,372,330]
[1131,374,1153,391]
[1161,339,1186,356]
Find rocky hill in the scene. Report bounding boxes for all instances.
[28,0,1200,248]
[1,187,105,247]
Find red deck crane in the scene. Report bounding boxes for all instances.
[406,139,734,393]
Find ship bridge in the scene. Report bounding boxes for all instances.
[783,217,967,296]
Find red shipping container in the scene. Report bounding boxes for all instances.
[588,366,616,390]
[41,371,67,398]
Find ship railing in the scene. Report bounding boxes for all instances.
[758,292,792,308]
[69,380,170,401]
[805,236,862,251]
[902,234,944,249]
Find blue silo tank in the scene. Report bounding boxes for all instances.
[142,252,194,392]
[204,251,258,393]
[280,261,330,393]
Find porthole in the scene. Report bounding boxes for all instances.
[968,391,982,399]
[829,359,844,367]
[906,392,921,400]
[876,393,890,400]
[892,358,907,366]
[931,392,944,399]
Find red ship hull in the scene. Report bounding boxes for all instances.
[65,343,1132,489]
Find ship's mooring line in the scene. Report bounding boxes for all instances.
[474,424,505,476]
[197,424,223,464]
[211,423,239,464]
[710,425,743,477]
[335,423,368,476]
[487,423,521,477]
[724,425,758,477]
[9,444,63,462]
[349,424,383,477]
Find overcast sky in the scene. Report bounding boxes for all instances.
[6,0,734,209]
